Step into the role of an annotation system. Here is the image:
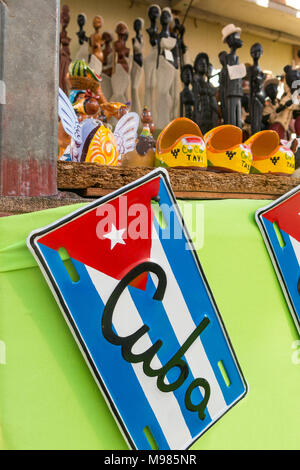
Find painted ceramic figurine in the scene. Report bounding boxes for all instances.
[141,105,155,135]
[156,7,179,129]
[58,60,127,158]
[111,22,131,105]
[131,18,144,115]
[58,88,139,165]
[59,5,71,95]
[180,64,195,120]
[193,53,218,134]
[68,60,128,121]
[121,106,156,167]
[89,15,104,75]
[222,24,246,129]
[249,43,265,135]
[144,4,161,122]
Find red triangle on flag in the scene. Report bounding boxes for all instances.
[262,191,300,242]
[37,177,161,290]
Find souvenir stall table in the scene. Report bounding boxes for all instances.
[1,0,300,451]
[0,190,300,450]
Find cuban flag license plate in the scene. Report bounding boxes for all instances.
[28,168,247,450]
[256,185,300,333]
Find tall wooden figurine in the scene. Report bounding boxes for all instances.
[59,5,71,95]
[111,22,130,105]
[172,17,187,69]
[89,15,104,75]
[222,24,246,129]
[269,65,300,139]
[262,78,279,130]
[101,31,114,100]
[218,50,228,124]
[156,7,179,129]
[75,13,89,62]
[193,53,218,134]
[144,4,161,122]
[249,43,265,135]
[180,64,195,120]
[131,18,144,115]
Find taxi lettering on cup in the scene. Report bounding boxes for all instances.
[181,137,206,164]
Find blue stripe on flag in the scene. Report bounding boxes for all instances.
[262,218,300,322]
[155,180,246,406]
[128,276,212,439]
[37,243,170,450]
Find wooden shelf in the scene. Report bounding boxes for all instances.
[57,162,300,200]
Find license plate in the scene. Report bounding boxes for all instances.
[256,185,300,333]
[27,168,247,450]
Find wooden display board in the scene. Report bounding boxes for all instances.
[57,162,300,201]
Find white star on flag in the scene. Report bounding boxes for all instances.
[103,224,126,250]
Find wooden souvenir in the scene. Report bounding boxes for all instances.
[75,13,89,62]
[249,43,265,135]
[89,15,104,75]
[222,24,246,129]
[111,22,130,105]
[59,5,71,95]
[180,64,195,120]
[218,51,228,124]
[192,53,218,134]
[262,78,280,131]
[144,4,161,122]
[172,17,187,69]
[101,31,114,101]
[131,18,144,115]
[268,66,300,140]
[156,7,179,129]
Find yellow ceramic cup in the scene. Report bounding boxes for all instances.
[204,125,252,174]
[245,130,295,175]
[155,118,207,169]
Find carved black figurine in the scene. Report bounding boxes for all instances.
[132,18,144,67]
[76,13,89,45]
[249,43,265,135]
[156,7,179,129]
[193,53,218,134]
[262,78,279,130]
[146,4,161,47]
[172,17,187,70]
[180,64,195,119]
[218,51,228,124]
[222,24,245,129]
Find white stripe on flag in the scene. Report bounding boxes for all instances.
[150,226,227,420]
[85,265,192,450]
[290,236,300,266]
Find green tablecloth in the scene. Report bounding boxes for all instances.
[0,199,299,450]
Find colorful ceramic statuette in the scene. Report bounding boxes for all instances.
[204,125,252,174]
[155,118,207,169]
[256,185,300,333]
[27,169,247,450]
[245,130,295,175]
[58,88,139,163]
